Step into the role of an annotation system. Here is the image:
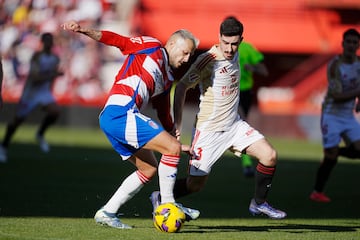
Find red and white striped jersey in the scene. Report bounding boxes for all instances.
[99,30,174,131]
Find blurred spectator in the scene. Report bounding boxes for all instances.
[0,32,62,163]
[0,0,140,106]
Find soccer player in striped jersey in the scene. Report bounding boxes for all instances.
[158,16,286,219]
[61,20,199,229]
[310,28,360,203]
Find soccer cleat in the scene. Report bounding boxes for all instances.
[36,134,50,153]
[309,191,331,203]
[149,191,200,221]
[94,208,132,229]
[175,203,200,221]
[249,198,287,219]
[0,145,7,163]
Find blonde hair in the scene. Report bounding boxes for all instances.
[168,29,200,48]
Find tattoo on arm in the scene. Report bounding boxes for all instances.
[79,28,102,41]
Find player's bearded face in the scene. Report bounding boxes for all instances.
[219,35,241,60]
[342,35,359,57]
[169,38,194,68]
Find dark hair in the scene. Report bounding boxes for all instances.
[343,28,360,40]
[220,16,243,37]
[41,32,53,43]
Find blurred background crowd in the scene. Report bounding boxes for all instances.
[1,0,140,106]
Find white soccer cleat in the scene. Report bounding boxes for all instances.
[94,208,132,229]
[175,203,200,221]
[0,145,7,163]
[36,134,50,153]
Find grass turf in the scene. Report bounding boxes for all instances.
[0,124,359,239]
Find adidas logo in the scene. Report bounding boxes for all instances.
[219,67,228,74]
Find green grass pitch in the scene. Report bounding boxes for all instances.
[0,124,359,240]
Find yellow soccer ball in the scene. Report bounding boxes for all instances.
[153,203,186,233]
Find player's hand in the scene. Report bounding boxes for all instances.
[175,128,181,141]
[181,144,193,156]
[61,21,81,32]
[168,125,182,140]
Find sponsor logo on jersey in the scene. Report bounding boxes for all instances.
[245,128,255,136]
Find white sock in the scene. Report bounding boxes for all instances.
[103,171,149,213]
[158,154,180,203]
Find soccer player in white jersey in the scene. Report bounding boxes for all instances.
[0,33,62,163]
[151,16,286,219]
[61,20,200,229]
[310,28,360,203]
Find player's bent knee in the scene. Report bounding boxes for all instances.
[259,148,277,166]
[164,139,182,156]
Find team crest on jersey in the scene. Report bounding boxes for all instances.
[148,120,159,129]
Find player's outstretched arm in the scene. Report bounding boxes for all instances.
[61,20,102,41]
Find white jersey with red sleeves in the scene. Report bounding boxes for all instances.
[99,31,174,111]
[179,45,240,132]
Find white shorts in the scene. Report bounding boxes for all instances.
[189,120,264,176]
[16,87,55,117]
[321,112,360,148]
